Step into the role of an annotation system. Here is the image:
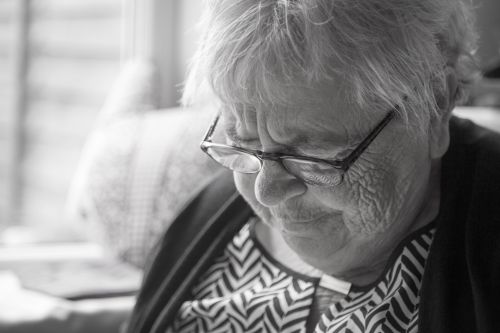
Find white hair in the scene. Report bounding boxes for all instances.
[182,0,478,127]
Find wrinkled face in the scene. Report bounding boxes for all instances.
[221,81,435,272]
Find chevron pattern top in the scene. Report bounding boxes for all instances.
[166,219,435,333]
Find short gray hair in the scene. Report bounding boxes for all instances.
[182,0,478,126]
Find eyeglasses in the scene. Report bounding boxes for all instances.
[200,109,396,186]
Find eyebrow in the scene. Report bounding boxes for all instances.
[225,124,349,156]
[224,126,255,144]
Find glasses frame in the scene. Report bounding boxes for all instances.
[200,108,396,185]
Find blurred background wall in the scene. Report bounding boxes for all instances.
[0,0,202,235]
[475,0,500,71]
[0,0,122,231]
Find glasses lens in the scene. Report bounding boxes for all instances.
[282,158,343,186]
[206,146,261,173]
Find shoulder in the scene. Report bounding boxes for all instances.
[447,115,500,231]
[449,116,500,190]
[449,115,500,154]
[420,116,500,331]
[445,116,500,263]
[448,115,500,284]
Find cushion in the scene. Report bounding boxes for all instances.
[66,60,222,268]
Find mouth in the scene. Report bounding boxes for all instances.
[276,214,328,224]
[272,208,343,223]
[268,208,344,232]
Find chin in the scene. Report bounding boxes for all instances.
[283,216,347,250]
[282,232,346,270]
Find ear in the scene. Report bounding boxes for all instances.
[429,68,458,159]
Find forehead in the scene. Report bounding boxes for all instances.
[221,79,376,145]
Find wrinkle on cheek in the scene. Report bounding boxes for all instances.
[343,158,395,234]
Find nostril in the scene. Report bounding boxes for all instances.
[253,160,307,206]
[254,177,307,207]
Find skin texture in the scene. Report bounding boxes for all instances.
[220,75,455,285]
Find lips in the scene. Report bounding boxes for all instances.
[269,207,344,231]
[275,214,328,223]
[271,207,342,223]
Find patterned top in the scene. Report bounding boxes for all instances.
[167,220,435,333]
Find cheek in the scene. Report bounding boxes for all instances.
[322,145,430,235]
[343,156,400,233]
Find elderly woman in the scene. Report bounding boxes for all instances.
[128,0,500,332]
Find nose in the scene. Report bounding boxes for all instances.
[254,160,307,207]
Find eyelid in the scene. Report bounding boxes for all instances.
[225,135,261,149]
[295,144,339,157]
[296,143,357,161]
[225,134,357,161]
[224,124,259,146]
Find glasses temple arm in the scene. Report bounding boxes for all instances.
[201,113,221,144]
[341,109,397,169]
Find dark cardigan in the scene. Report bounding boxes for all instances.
[127,116,500,333]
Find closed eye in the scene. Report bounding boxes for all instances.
[294,145,352,161]
[224,124,260,146]
[225,136,261,150]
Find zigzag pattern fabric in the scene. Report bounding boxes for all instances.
[168,223,316,332]
[167,222,435,333]
[317,228,435,333]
